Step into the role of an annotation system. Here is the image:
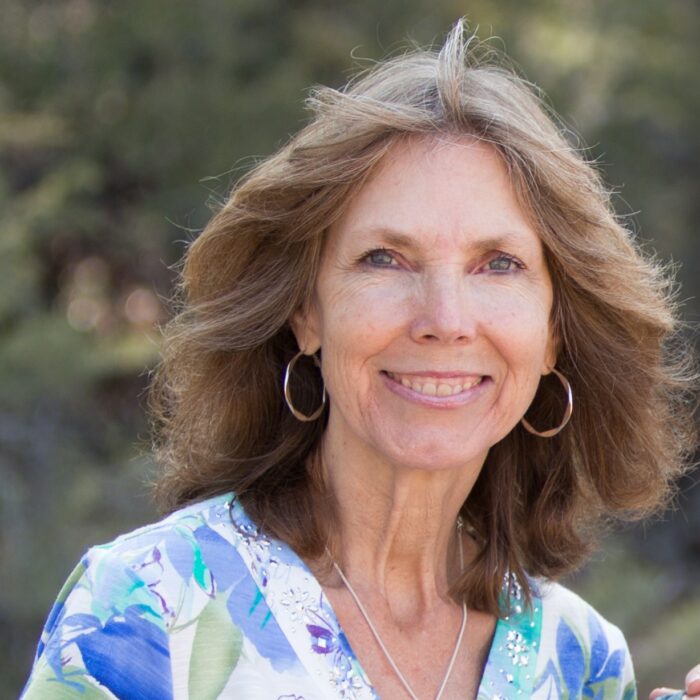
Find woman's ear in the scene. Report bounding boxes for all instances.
[290,301,322,355]
[542,328,560,375]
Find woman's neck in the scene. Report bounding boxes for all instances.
[320,428,485,621]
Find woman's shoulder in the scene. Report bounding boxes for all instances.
[529,579,636,700]
[93,492,235,557]
[21,493,266,699]
[535,578,627,642]
[71,492,249,614]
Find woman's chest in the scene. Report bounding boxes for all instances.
[322,592,497,700]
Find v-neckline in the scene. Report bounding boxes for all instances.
[225,495,542,699]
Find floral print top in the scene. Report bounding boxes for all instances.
[21,493,637,700]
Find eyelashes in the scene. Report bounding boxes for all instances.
[485,253,525,272]
[359,248,399,267]
[357,248,526,273]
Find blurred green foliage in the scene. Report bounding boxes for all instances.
[1,1,698,697]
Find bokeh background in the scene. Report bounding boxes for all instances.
[2,1,698,697]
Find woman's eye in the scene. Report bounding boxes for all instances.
[363,249,397,267]
[485,254,523,272]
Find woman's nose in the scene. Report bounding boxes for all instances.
[409,271,478,344]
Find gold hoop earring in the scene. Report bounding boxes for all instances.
[521,368,573,438]
[284,351,326,422]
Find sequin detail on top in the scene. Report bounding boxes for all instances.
[227,495,378,700]
[478,582,542,699]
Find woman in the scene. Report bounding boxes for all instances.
[21,21,697,700]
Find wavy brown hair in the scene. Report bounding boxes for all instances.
[149,20,697,615]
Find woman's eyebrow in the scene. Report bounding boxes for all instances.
[469,233,537,254]
[354,225,537,254]
[353,226,419,251]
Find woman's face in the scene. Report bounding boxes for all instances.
[294,136,556,473]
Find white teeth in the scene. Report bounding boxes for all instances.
[387,372,483,396]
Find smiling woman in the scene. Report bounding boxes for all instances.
[21,19,697,700]
[292,137,556,479]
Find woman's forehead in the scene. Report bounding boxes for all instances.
[325,134,541,253]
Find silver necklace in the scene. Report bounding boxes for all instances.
[330,520,468,700]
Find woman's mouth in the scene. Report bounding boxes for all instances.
[383,371,485,397]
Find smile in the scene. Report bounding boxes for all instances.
[384,371,485,397]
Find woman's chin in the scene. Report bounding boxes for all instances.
[378,440,490,476]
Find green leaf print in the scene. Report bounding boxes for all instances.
[188,595,243,699]
[22,665,115,699]
[192,541,214,594]
[623,680,638,700]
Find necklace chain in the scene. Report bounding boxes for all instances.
[330,519,467,700]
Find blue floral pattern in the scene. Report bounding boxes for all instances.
[532,611,636,700]
[22,494,636,699]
